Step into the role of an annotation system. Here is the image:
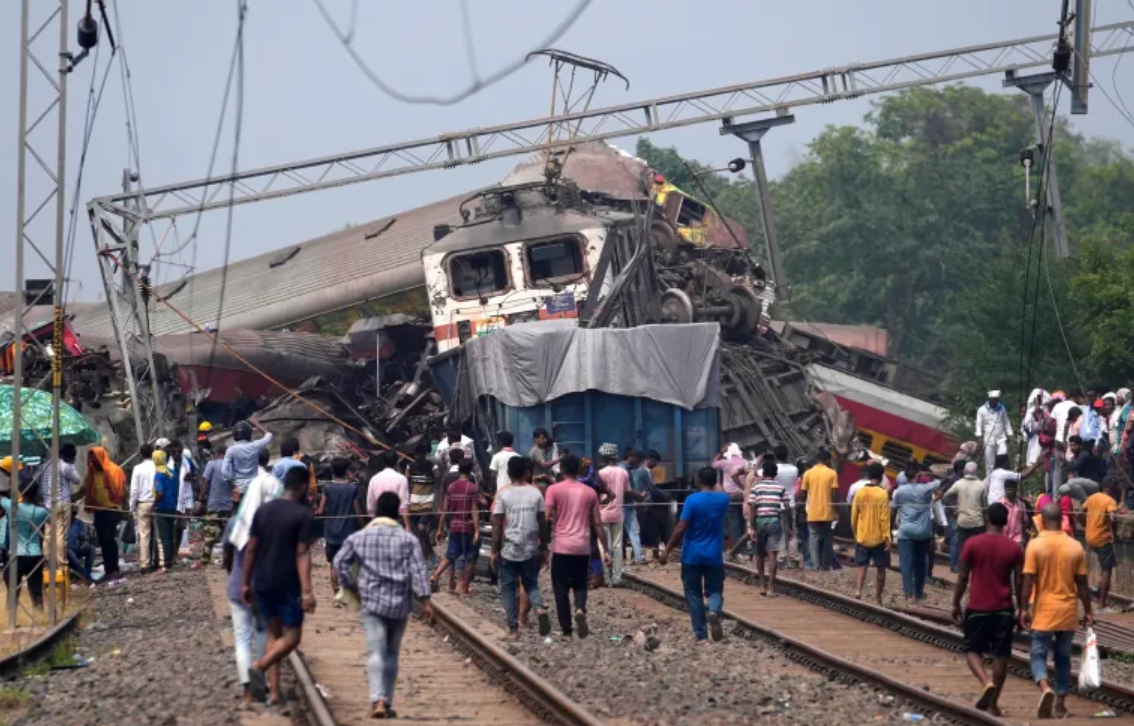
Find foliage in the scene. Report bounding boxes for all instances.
[635,85,1134,415]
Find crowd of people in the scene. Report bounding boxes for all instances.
[2,384,1128,721]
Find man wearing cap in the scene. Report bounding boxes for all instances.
[223,419,274,497]
[596,444,644,587]
[1078,399,1108,456]
[975,392,1013,477]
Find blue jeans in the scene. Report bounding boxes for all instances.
[898,537,930,599]
[624,507,644,562]
[1030,630,1074,695]
[361,612,408,706]
[681,563,724,640]
[499,555,546,632]
[808,523,835,571]
[947,518,959,572]
[67,544,94,583]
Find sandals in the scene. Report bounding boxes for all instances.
[975,683,997,712]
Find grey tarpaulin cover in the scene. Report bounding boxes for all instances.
[451,320,720,421]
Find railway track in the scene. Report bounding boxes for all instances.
[625,564,1134,726]
[292,569,603,726]
[827,535,1134,656]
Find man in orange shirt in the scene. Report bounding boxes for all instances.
[800,449,840,571]
[1080,489,1119,611]
[1020,503,1092,720]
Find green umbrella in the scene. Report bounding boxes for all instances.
[0,385,101,457]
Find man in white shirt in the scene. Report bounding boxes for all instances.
[986,454,1041,503]
[129,443,157,571]
[488,431,521,493]
[975,391,1013,476]
[367,449,411,529]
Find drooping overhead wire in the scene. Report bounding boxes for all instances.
[203,0,249,391]
[308,0,593,105]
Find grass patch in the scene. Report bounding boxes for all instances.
[0,684,29,709]
[1106,650,1134,665]
[20,635,78,677]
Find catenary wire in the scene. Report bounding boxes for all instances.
[203,0,249,391]
[308,0,592,106]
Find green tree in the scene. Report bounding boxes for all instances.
[635,85,1134,413]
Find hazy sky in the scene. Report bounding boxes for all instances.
[3,0,1133,303]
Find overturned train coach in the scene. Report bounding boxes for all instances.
[423,180,840,487]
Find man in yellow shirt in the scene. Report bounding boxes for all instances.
[800,449,839,571]
[1021,503,1092,720]
[850,462,890,604]
[1080,490,1119,611]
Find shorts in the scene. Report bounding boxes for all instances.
[325,542,342,564]
[1094,543,1118,572]
[446,532,478,563]
[255,590,305,629]
[854,543,890,568]
[963,610,1014,657]
[753,518,783,556]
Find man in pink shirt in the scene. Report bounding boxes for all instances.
[545,454,606,639]
[596,444,645,586]
[712,443,747,550]
[366,450,411,529]
[1000,479,1032,547]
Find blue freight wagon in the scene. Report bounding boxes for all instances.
[430,320,722,485]
[490,390,718,485]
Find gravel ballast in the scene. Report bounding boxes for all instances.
[452,568,927,726]
[7,569,244,726]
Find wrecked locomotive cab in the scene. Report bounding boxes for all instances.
[422,182,639,352]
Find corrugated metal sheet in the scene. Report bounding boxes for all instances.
[72,191,473,338]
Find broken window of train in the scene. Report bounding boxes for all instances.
[526,237,583,285]
[450,250,508,298]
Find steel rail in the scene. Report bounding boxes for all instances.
[412,598,606,726]
[622,571,1002,726]
[288,649,337,726]
[719,561,1134,715]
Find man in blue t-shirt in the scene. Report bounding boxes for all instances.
[660,467,730,642]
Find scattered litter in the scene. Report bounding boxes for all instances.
[315,683,332,700]
[878,694,896,705]
[443,635,449,643]
[54,654,93,669]
[1094,709,1118,718]
[107,578,125,588]
[543,637,553,644]
[110,649,122,657]
[609,635,623,644]
[126,597,134,605]
[902,714,925,722]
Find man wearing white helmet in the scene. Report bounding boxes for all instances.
[975,391,1013,476]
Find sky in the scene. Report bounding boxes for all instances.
[2,0,1133,304]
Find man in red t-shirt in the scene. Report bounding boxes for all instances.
[951,502,1023,717]
[432,459,481,595]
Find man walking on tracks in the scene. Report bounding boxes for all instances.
[850,462,890,604]
[1021,502,1092,720]
[242,467,317,706]
[545,454,605,639]
[661,467,730,642]
[492,455,552,639]
[334,491,434,719]
[951,502,1023,717]
[744,458,790,596]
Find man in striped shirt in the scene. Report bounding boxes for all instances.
[744,459,790,596]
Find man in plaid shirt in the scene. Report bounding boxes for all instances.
[334,491,434,720]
